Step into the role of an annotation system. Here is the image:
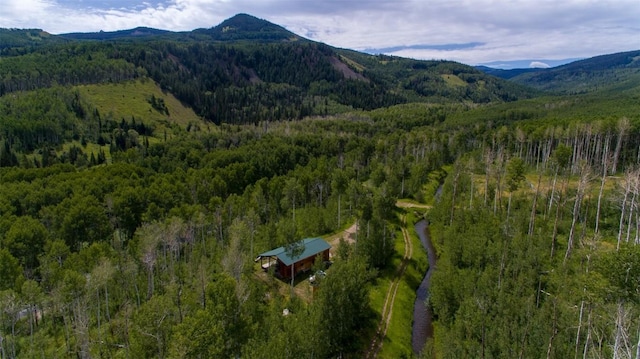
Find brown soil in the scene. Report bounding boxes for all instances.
[395,200,432,209]
[329,56,369,81]
[325,222,358,258]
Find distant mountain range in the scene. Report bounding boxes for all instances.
[0,13,538,125]
[477,59,581,70]
[1,13,639,113]
[58,13,303,43]
[476,50,640,94]
[60,27,173,41]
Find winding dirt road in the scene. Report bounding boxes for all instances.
[365,214,413,359]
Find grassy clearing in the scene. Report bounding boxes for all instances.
[76,79,211,136]
[367,248,397,329]
[61,141,112,163]
[368,275,393,329]
[23,141,112,167]
[470,170,625,203]
[441,74,467,87]
[339,54,366,73]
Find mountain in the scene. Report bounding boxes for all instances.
[478,50,640,94]
[477,58,580,70]
[60,27,173,41]
[512,50,640,94]
[474,66,539,80]
[193,13,303,42]
[0,28,68,51]
[59,14,301,43]
[0,14,536,126]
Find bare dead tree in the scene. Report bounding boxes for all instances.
[565,163,591,263]
[138,223,162,300]
[576,296,585,359]
[624,174,639,245]
[222,218,248,283]
[612,302,633,359]
[617,168,639,250]
[450,166,460,225]
[484,148,494,207]
[595,132,612,234]
[529,170,543,238]
[547,299,558,359]
[582,306,593,359]
[612,117,630,174]
[550,178,566,260]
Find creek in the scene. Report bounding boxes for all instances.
[412,219,436,354]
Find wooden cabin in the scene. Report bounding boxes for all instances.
[256,238,330,279]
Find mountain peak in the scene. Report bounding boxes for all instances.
[219,13,268,27]
[203,13,301,42]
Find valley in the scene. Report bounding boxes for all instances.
[1,13,640,359]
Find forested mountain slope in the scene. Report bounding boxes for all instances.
[1,14,535,124]
[479,50,640,94]
[0,28,68,51]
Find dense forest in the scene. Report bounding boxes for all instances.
[426,115,640,358]
[1,13,640,359]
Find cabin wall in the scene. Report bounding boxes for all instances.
[320,249,329,262]
[277,259,290,278]
[277,251,329,279]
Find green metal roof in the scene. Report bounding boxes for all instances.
[258,238,331,266]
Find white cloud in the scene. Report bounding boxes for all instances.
[0,0,56,29]
[530,61,551,69]
[1,0,639,65]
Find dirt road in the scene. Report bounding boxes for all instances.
[365,214,413,359]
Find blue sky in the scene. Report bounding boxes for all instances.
[1,0,639,67]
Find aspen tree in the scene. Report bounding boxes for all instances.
[137,223,161,300]
[0,290,19,359]
[332,169,348,228]
[89,258,115,355]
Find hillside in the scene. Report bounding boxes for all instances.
[474,66,538,80]
[0,14,536,126]
[0,28,68,52]
[479,50,640,94]
[60,27,173,41]
[75,79,207,131]
[59,13,302,43]
[193,13,304,42]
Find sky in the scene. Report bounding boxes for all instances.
[1,0,639,68]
